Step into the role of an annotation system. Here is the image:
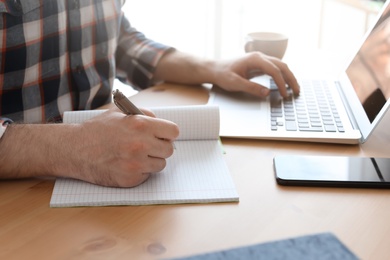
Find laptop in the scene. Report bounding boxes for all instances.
[208,1,390,145]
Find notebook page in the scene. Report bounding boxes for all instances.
[50,140,238,207]
[63,105,220,140]
[151,105,219,140]
[51,105,238,207]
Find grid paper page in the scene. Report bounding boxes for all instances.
[63,105,220,141]
[151,105,220,140]
[50,140,238,207]
[51,105,238,207]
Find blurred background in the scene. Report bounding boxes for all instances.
[118,0,386,93]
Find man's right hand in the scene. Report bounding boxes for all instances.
[0,108,179,188]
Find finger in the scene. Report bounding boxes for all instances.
[140,108,156,117]
[271,58,300,95]
[116,172,151,188]
[144,156,167,173]
[257,58,289,97]
[152,118,180,142]
[148,138,175,159]
[235,75,271,97]
[243,53,290,97]
[260,56,299,96]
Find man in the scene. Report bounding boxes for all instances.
[0,0,299,187]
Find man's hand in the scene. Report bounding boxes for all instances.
[154,50,300,98]
[211,52,300,98]
[67,108,179,187]
[0,108,179,188]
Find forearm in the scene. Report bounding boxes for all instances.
[153,50,300,98]
[0,123,80,179]
[153,50,217,85]
[0,109,179,187]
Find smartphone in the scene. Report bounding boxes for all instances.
[274,155,390,188]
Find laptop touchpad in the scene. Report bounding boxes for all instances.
[209,86,265,111]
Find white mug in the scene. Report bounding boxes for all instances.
[244,32,288,59]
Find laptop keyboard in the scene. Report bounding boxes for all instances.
[270,80,345,132]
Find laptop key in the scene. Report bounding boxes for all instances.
[271,112,283,117]
[285,120,297,131]
[298,123,310,128]
[269,79,345,133]
[299,126,323,132]
[324,125,337,132]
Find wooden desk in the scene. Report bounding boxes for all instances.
[1,83,390,260]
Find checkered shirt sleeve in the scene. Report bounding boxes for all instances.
[0,0,172,123]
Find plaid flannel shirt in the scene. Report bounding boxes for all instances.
[0,0,172,123]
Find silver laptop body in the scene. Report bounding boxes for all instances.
[208,1,390,145]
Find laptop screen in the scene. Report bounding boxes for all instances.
[346,2,390,123]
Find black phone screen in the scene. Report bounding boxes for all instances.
[274,155,390,188]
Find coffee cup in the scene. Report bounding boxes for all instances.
[244,32,288,59]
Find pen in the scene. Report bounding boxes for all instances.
[112,89,144,115]
[112,89,176,149]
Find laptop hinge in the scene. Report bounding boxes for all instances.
[334,81,361,134]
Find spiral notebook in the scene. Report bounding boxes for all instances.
[50,105,239,207]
